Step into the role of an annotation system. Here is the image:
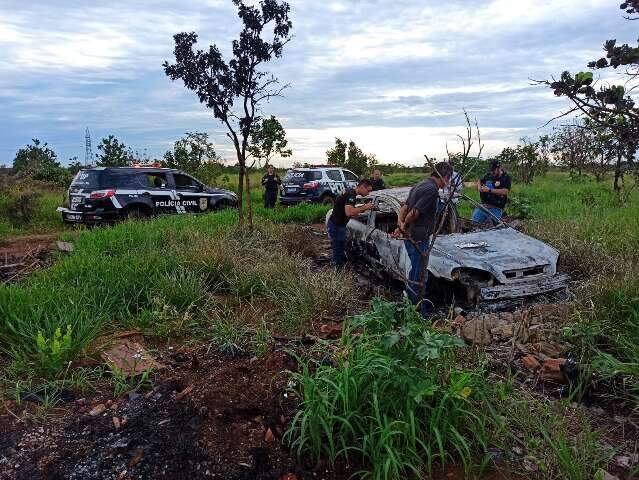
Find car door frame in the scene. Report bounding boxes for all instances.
[367,195,411,280]
[325,168,346,196]
[138,171,175,215]
[342,169,359,190]
[169,172,210,213]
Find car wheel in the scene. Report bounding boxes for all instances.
[321,195,335,206]
[215,200,234,210]
[125,206,150,220]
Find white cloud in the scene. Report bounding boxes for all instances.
[282,125,527,167]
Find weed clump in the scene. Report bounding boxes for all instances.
[285,299,494,479]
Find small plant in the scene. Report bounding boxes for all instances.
[35,325,73,373]
[252,320,273,357]
[508,193,533,219]
[111,366,153,398]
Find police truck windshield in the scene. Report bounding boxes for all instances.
[283,170,322,183]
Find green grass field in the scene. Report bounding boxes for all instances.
[1,170,637,479]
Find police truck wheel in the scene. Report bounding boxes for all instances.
[125,207,149,220]
[321,195,335,206]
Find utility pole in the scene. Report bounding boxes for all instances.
[85,127,93,166]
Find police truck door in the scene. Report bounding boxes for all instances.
[141,172,174,214]
[171,173,209,213]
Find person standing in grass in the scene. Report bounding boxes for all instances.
[261,164,281,209]
[471,160,511,225]
[327,179,374,269]
[370,169,386,191]
[393,162,453,315]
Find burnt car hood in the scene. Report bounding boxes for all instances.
[430,227,559,281]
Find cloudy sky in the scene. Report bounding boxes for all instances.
[0,0,635,166]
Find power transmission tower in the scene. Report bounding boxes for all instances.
[85,127,93,166]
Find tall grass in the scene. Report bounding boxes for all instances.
[0,191,64,240]
[285,299,495,479]
[0,212,356,375]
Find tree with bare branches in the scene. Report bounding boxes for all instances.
[163,0,292,226]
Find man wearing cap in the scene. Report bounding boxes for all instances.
[471,160,512,225]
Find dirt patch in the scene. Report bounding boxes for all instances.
[0,233,57,282]
[0,349,352,480]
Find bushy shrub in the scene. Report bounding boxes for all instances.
[507,193,533,219]
[1,188,42,227]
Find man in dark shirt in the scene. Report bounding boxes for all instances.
[327,179,374,268]
[261,165,282,209]
[393,162,453,314]
[370,169,386,191]
[471,160,511,225]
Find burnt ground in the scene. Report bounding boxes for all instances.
[1,349,351,480]
[1,225,638,479]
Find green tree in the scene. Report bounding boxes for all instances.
[248,116,292,168]
[326,138,376,176]
[550,123,595,177]
[493,137,549,184]
[12,138,71,185]
[13,138,59,176]
[164,0,293,228]
[163,131,218,173]
[96,135,133,167]
[537,1,638,191]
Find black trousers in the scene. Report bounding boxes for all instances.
[264,190,277,209]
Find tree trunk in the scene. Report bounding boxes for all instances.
[245,170,253,229]
[237,161,245,226]
[614,150,622,192]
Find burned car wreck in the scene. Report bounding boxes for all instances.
[328,187,570,306]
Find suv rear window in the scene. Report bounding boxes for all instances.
[283,170,322,182]
[71,170,103,188]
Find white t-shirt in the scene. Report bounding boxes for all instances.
[439,171,463,203]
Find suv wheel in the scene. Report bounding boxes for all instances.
[125,206,150,220]
[321,195,335,206]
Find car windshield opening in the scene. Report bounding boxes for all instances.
[375,201,398,233]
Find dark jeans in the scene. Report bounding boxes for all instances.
[264,190,277,209]
[327,220,347,268]
[404,239,430,315]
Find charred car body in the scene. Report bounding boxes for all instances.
[57,167,237,225]
[328,187,570,305]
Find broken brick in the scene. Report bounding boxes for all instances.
[264,428,275,444]
[175,385,194,401]
[521,355,541,372]
[89,404,106,416]
[319,324,342,339]
[541,358,567,383]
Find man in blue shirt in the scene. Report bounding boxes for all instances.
[471,160,511,225]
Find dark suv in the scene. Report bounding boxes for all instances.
[279,166,359,205]
[57,166,237,225]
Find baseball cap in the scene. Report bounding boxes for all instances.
[490,160,502,170]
